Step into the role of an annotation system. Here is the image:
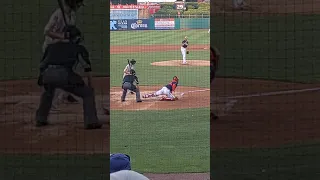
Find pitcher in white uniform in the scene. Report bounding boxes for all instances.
[181,36,189,64]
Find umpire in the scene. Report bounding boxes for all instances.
[121,69,142,103]
[36,26,102,129]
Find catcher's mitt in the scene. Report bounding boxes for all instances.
[186,51,189,54]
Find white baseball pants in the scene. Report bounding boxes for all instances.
[155,87,175,99]
[181,47,187,64]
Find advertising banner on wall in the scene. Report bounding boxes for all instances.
[128,19,150,30]
[110,9,138,20]
[110,19,128,31]
[154,18,175,30]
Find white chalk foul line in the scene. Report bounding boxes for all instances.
[224,87,320,99]
[180,89,210,97]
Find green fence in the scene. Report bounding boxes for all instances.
[148,18,209,30]
[179,18,210,29]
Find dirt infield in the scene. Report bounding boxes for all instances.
[2,77,320,178]
[111,86,209,111]
[0,77,109,154]
[111,44,209,54]
[211,77,320,149]
[151,60,209,67]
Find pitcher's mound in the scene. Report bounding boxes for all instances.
[111,86,210,111]
[151,60,209,67]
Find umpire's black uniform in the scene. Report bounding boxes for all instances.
[121,70,142,102]
[36,40,102,129]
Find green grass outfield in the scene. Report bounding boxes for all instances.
[211,14,320,179]
[110,29,210,173]
[110,29,210,46]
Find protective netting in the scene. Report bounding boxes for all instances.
[211,0,320,179]
[109,1,210,179]
[0,0,109,179]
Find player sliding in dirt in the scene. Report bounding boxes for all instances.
[142,76,179,101]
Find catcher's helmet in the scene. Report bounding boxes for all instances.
[130,69,136,76]
[130,59,136,65]
[65,25,83,44]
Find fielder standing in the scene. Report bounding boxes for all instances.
[181,36,189,64]
[42,0,84,110]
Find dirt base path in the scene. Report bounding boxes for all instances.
[0,77,109,154]
[111,86,209,111]
[211,78,320,149]
[111,44,208,54]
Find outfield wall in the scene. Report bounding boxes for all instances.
[110,18,210,31]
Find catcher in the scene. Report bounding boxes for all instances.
[36,26,102,129]
[211,46,220,120]
[121,69,142,103]
[142,76,179,101]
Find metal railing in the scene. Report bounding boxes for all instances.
[151,14,210,18]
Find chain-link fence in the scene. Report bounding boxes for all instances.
[0,0,109,179]
[211,0,320,179]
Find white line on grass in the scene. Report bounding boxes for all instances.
[180,89,210,97]
[223,87,320,99]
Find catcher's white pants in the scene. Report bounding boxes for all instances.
[181,47,187,64]
[155,87,175,99]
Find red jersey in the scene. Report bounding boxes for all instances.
[165,80,178,92]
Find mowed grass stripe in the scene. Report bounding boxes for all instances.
[110,51,209,87]
[111,29,210,46]
[212,14,320,83]
[111,108,210,173]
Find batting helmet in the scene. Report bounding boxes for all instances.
[65,25,83,44]
[130,59,136,65]
[130,69,136,76]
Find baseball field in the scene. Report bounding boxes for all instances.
[211,0,320,179]
[110,29,210,179]
[0,1,110,179]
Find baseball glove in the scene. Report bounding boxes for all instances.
[186,51,189,54]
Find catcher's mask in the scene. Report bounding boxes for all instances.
[130,69,136,76]
[173,76,179,82]
[65,26,84,44]
[130,59,136,65]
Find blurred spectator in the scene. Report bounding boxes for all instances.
[110,153,131,173]
[111,170,150,180]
